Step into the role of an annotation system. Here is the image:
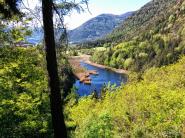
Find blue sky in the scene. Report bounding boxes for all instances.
[65,0,151,29]
[24,0,151,29]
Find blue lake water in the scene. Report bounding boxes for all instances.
[74,62,127,96]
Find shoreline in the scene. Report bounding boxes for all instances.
[76,54,128,74]
[83,60,128,74]
[68,55,128,81]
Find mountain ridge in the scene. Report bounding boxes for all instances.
[68,11,134,43]
[27,12,133,44]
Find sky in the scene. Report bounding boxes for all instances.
[23,0,151,30]
[65,0,151,29]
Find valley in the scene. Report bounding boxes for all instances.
[1,0,185,137]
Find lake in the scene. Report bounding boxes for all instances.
[74,62,127,96]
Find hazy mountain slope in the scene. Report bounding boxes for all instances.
[26,28,43,44]
[68,12,133,43]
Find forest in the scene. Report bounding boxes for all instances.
[90,0,185,72]
[1,0,185,138]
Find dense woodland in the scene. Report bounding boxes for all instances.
[1,0,185,137]
[90,0,185,71]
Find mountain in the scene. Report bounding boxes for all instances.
[26,28,43,44]
[104,0,178,44]
[68,12,133,43]
[90,0,185,71]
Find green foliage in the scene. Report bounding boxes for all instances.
[10,26,32,43]
[80,113,114,138]
[0,47,75,137]
[0,0,21,18]
[0,19,32,46]
[65,56,185,137]
[124,58,134,69]
[91,50,108,65]
[0,47,53,137]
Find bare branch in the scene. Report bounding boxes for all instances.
[21,0,43,28]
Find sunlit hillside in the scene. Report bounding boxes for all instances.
[1,0,185,137]
[90,0,185,71]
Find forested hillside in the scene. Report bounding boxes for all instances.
[1,0,185,137]
[91,0,185,71]
[106,0,177,42]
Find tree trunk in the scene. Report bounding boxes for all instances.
[42,0,67,137]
